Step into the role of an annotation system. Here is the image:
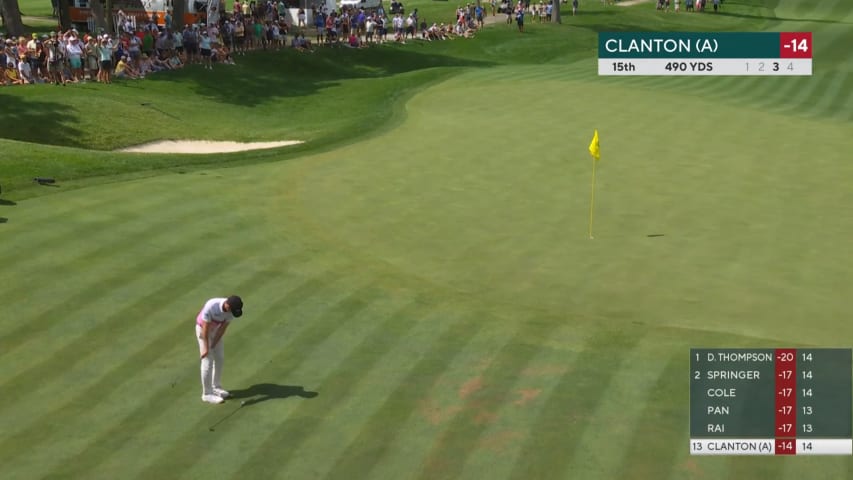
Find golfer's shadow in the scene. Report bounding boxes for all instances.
[229,384,318,406]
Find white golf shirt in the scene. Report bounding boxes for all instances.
[196,298,235,334]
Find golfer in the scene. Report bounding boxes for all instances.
[195,295,243,404]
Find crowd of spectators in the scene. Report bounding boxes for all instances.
[1,26,188,85]
[656,0,722,12]
[0,0,502,86]
[308,2,487,46]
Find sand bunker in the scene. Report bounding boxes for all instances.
[119,140,304,154]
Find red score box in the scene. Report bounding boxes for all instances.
[775,349,797,440]
[780,32,813,58]
[776,439,796,455]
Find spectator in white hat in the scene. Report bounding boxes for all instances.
[65,34,84,82]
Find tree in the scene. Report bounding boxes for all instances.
[105,0,112,33]
[91,0,107,32]
[552,0,560,23]
[172,0,186,33]
[0,0,25,36]
[58,0,71,30]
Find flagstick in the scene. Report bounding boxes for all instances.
[589,157,597,239]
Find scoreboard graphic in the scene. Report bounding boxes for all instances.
[598,32,812,76]
[690,348,852,455]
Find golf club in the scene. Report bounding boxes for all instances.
[208,400,246,432]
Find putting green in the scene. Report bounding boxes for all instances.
[260,66,853,345]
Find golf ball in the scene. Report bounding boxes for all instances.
[241,401,246,406]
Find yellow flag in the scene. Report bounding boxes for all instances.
[588,130,600,161]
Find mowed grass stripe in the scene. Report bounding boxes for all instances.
[564,334,679,478]
[202,298,431,480]
[1,199,224,295]
[839,83,853,122]
[806,71,850,120]
[0,226,237,346]
[527,64,592,83]
[506,327,645,480]
[68,260,356,475]
[498,65,577,83]
[0,178,170,229]
[0,223,264,390]
[132,281,386,480]
[718,76,768,108]
[0,249,310,477]
[323,309,488,480]
[0,186,219,276]
[0,180,194,265]
[630,75,760,119]
[454,325,586,480]
[0,199,239,345]
[666,438,721,480]
[750,77,809,116]
[662,365,730,480]
[782,70,835,117]
[459,63,590,85]
[618,353,694,480]
[31,251,348,478]
[606,75,660,92]
[820,26,853,64]
[778,455,850,480]
[413,321,561,480]
[303,310,545,479]
[218,271,383,388]
[7,261,266,478]
[725,448,788,480]
[611,69,816,124]
[224,290,430,479]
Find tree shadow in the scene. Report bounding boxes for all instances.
[1,46,495,149]
[578,23,665,33]
[229,383,319,406]
[0,199,16,206]
[574,9,618,15]
[717,11,851,24]
[0,93,86,147]
[0,218,7,224]
[144,46,495,107]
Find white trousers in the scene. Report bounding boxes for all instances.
[196,324,225,395]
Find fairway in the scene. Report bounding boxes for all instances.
[2,0,853,478]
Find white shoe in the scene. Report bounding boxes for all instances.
[213,387,231,398]
[202,394,225,404]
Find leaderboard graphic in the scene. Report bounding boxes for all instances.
[690,349,852,455]
[598,32,812,76]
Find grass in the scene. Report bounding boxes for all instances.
[17,0,55,18]
[1,0,853,478]
[3,0,57,32]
